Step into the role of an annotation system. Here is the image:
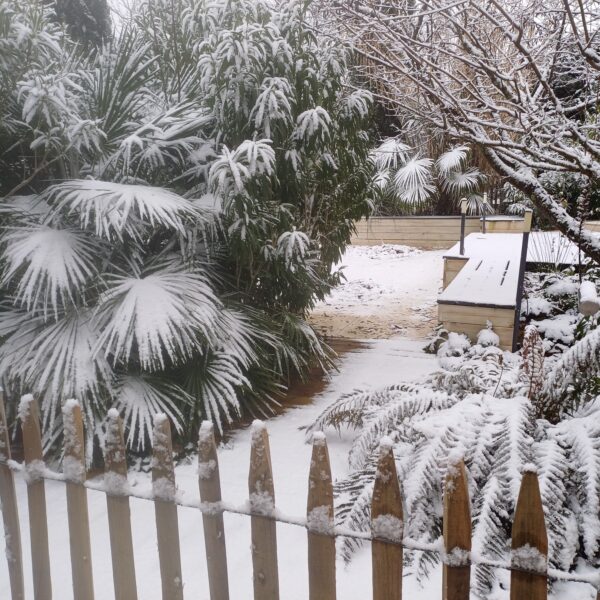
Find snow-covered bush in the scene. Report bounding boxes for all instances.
[0,0,373,452]
[371,140,488,216]
[308,330,600,597]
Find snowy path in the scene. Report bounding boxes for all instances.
[309,246,445,339]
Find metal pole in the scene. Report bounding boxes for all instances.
[459,198,467,255]
[482,192,488,234]
[512,209,533,352]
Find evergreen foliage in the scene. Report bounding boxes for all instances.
[0,0,373,452]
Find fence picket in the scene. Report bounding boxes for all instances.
[198,421,230,600]
[371,440,403,600]
[307,433,336,600]
[0,393,24,600]
[510,470,548,600]
[152,415,184,600]
[104,409,138,600]
[443,459,471,600]
[248,421,280,600]
[19,394,52,600]
[63,401,95,600]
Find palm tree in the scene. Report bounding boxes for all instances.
[371,140,489,216]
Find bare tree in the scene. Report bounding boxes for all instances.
[326,0,600,261]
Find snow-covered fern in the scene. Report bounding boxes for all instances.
[308,335,600,597]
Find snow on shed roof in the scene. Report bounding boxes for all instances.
[440,233,522,308]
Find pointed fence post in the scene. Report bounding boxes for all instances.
[152,414,184,600]
[307,432,336,600]
[443,458,471,600]
[19,394,52,600]
[371,438,403,600]
[0,393,25,600]
[248,421,279,600]
[198,421,230,600]
[510,469,548,600]
[63,400,95,600]
[104,409,138,600]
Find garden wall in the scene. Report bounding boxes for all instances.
[353,217,600,248]
[352,216,481,249]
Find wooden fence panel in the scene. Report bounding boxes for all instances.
[198,421,230,600]
[152,415,184,600]
[63,401,94,600]
[19,394,52,600]
[510,470,548,600]
[307,433,336,600]
[371,439,403,600]
[248,421,279,600]
[443,459,471,600]
[0,393,24,600]
[104,409,138,600]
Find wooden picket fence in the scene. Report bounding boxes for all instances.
[0,394,598,600]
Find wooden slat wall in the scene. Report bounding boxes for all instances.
[353,218,600,247]
[443,258,469,289]
[352,217,480,248]
[438,304,515,349]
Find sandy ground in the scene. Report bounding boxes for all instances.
[309,245,445,340]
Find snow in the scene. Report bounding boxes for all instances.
[0,338,440,600]
[534,314,579,345]
[310,244,441,339]
[522,296,555,317]
[579,280,600,316]
[511,544,547,573]
[371,514,403,543]
[477,324,500,347]
[441,234,522,308]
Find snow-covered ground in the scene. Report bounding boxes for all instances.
[1,339,441,600]
[2,245,594,600]
[310,245,444,339]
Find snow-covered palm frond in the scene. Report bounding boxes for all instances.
[436,145,469,174]
[46,180,200,240]
[277,229,310,267]
[441,168,482,195]
[218,307,279,370]
[115,102,211,174]
[294,107,332,143]
[0,195,52,222]
[236,139,275,176]
[113,375,190,450]
[371,138,410,171]
[97,269,222,371]
[393,157,435,204]
[185,352,249,432]
[373,169,390,190]
[2,224,100,315]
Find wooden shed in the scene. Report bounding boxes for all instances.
[439,233,523,350]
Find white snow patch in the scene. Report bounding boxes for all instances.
[372,514,403,543]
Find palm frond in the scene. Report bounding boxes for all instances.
[97,268,222,371]
[45,179,200,240]
[393,157,435,204]
[435,145,469,174]
[1,224,100,316]
[113,374,190,450]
